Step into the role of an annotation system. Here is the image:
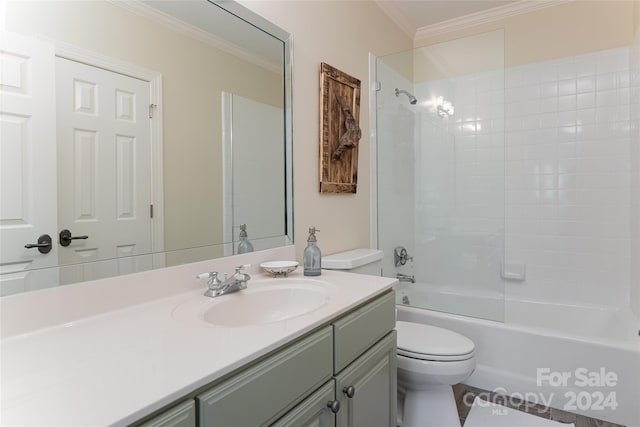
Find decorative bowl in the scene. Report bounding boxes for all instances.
[260,261,299,277]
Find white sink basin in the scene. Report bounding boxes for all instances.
[172,278,333,327]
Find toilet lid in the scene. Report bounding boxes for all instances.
[396,321,474,359]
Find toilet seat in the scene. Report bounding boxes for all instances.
[398,348,474,361]
[396,321,475,361]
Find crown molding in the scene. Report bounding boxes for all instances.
[373,0,417,40]
[106,0,281,73]
[414,0,572,42]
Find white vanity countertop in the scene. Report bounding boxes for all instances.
[0,269,396,426]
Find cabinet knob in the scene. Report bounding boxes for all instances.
[327,399,341,414]
[342,385,356,398]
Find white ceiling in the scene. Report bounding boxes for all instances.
[375,0,521,39]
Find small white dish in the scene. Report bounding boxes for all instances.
[260,261,299,277]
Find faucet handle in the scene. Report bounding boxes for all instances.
[197,271,223,287]
[234,264,251,281]
[196,271,219,280]
[199,272,225,297]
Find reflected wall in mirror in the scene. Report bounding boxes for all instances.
[0,0,293,295]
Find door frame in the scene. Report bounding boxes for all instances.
[52,39,165,260]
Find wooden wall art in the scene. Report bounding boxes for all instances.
[319,62,362,193]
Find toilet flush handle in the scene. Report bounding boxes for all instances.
[343,385,356,398]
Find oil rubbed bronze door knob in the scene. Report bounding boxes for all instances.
[24,234,53,254]
[59,229,89,247]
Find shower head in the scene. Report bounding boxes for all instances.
[395,88,417,105]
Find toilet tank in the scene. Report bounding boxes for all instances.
[322,248,384,276]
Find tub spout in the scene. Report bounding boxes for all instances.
[397,273,415,283]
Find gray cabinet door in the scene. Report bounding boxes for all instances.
[334,331,397,427]
[271,380,337,427]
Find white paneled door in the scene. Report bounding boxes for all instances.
[55,58,153,283]
[0,32,59,296]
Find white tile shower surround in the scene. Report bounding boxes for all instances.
[414,46,636,309]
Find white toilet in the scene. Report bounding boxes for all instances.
[396,321,475,427]
[324,249,477,427]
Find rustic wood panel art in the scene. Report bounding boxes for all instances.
[319,62,362,193]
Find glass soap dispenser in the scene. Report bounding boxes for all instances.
[237,224,254,254]
[303,227,321,276]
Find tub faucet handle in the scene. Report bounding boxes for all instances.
[394,246,413,267]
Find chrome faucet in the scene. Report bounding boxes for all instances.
[396,273,415,284]
[198,264,251,297]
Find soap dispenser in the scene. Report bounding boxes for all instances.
[237,224,254,254]
[303,227,321,276]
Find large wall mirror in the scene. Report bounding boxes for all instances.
[0,0,293,295]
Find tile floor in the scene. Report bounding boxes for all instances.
[453,384,625,427]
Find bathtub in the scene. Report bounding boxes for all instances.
[395,285,640,427]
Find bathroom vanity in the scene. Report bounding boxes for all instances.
[139,291,396,427]
[0,248,397,426]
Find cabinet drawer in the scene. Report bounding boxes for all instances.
[138,400,195,427]
[197,326,333,427]
[333,291,395,373]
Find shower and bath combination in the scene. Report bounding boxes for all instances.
[378,29,638,426]
[395,88,417,104]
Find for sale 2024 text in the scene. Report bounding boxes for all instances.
[537,368,618,411]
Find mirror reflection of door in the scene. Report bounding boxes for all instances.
[55,58,154,284]
[4,0,290,289]
[1,31,162,294]
[0,32,59,296]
